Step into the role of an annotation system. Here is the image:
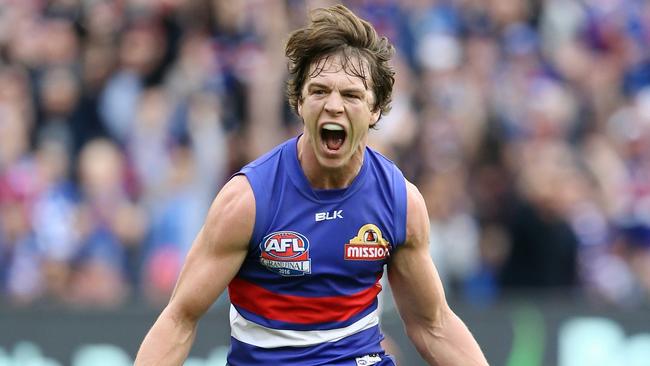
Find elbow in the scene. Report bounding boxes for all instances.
[406,302,450,331]
[404,304,451,345]
[403,306,489,366]
[163,303,201,335]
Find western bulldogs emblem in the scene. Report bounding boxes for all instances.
[344,224,390,261]
[259,231,311,276]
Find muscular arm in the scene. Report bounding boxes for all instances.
[134,175,254,366]
[388,181,488,366]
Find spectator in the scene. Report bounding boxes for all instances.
[2,0,650,310]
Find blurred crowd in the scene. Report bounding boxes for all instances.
[1,0,650,309]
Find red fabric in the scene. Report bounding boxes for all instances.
[228,277,381,324]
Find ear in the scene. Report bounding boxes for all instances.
[370,109,380,127]
[297,99,303,117]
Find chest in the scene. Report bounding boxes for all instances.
[252,194,396,281]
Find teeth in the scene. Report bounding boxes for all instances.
[322,123,344,131]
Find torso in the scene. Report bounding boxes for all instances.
[227,136,407,366]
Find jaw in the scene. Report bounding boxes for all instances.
[299,131,365,181]
[311,132,365,171]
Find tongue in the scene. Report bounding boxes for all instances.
[323,130,345,150]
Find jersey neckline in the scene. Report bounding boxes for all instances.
[283,135,369,203]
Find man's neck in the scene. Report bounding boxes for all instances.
[296,135,364,190]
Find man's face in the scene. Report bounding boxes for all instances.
[298,54,380,170]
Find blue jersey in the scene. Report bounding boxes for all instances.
[227,136,407,366]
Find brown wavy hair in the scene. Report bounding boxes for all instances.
[285,4,395,123]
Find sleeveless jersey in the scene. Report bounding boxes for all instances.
[227,136,407,366]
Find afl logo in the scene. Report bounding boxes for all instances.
[259,231,311,276]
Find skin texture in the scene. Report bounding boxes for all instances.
[297,54,380,189]
[390,181,489,365]
[134,175,253,365]
[134,53,489,366]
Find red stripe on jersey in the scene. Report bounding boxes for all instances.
[228,277,382,324]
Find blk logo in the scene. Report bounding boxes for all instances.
[315,210,343,222]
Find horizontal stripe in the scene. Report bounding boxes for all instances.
[228,277,381,324]
[235,270,384,297]
[230,305,380,348]
[227,326,386,365]
[233,299,378,331]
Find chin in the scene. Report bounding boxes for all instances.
[316,155,348,170]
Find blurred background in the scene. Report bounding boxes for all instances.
[1,0,650,365]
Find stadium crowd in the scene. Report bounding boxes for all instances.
[1,0,650,309]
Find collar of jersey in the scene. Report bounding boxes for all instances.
[283,135,369,203]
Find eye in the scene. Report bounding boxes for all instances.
[312,89,327,96]
[344,93,362,100]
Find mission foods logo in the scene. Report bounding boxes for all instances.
[259,231,311,276]
[344,224,390,260]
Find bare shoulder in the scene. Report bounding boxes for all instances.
[164,175,254,319]
[404,179,429,250]
[202,174,255,252]
[212,174,255,213]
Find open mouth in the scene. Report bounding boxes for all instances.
[320,123,346,151]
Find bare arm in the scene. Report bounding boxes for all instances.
[388,180,488,366]
[134,175,254,366]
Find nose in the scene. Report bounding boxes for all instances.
[324,92,344,115]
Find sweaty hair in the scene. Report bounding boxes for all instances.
[285,5,395,120]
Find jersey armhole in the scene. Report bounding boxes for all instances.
[392,169,407,248]
[234,169,268,248]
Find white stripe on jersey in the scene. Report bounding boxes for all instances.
[229,305,379,348]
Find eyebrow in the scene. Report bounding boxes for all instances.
[307,82,366,93]
[306,82,330,90]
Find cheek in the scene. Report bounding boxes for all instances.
[349,119,369,142]
[303,101,324,120]
[349,107,375,127]
[301,104,320,132]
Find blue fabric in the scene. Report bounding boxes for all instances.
[229,136,408,365]
[227,326,389,366]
